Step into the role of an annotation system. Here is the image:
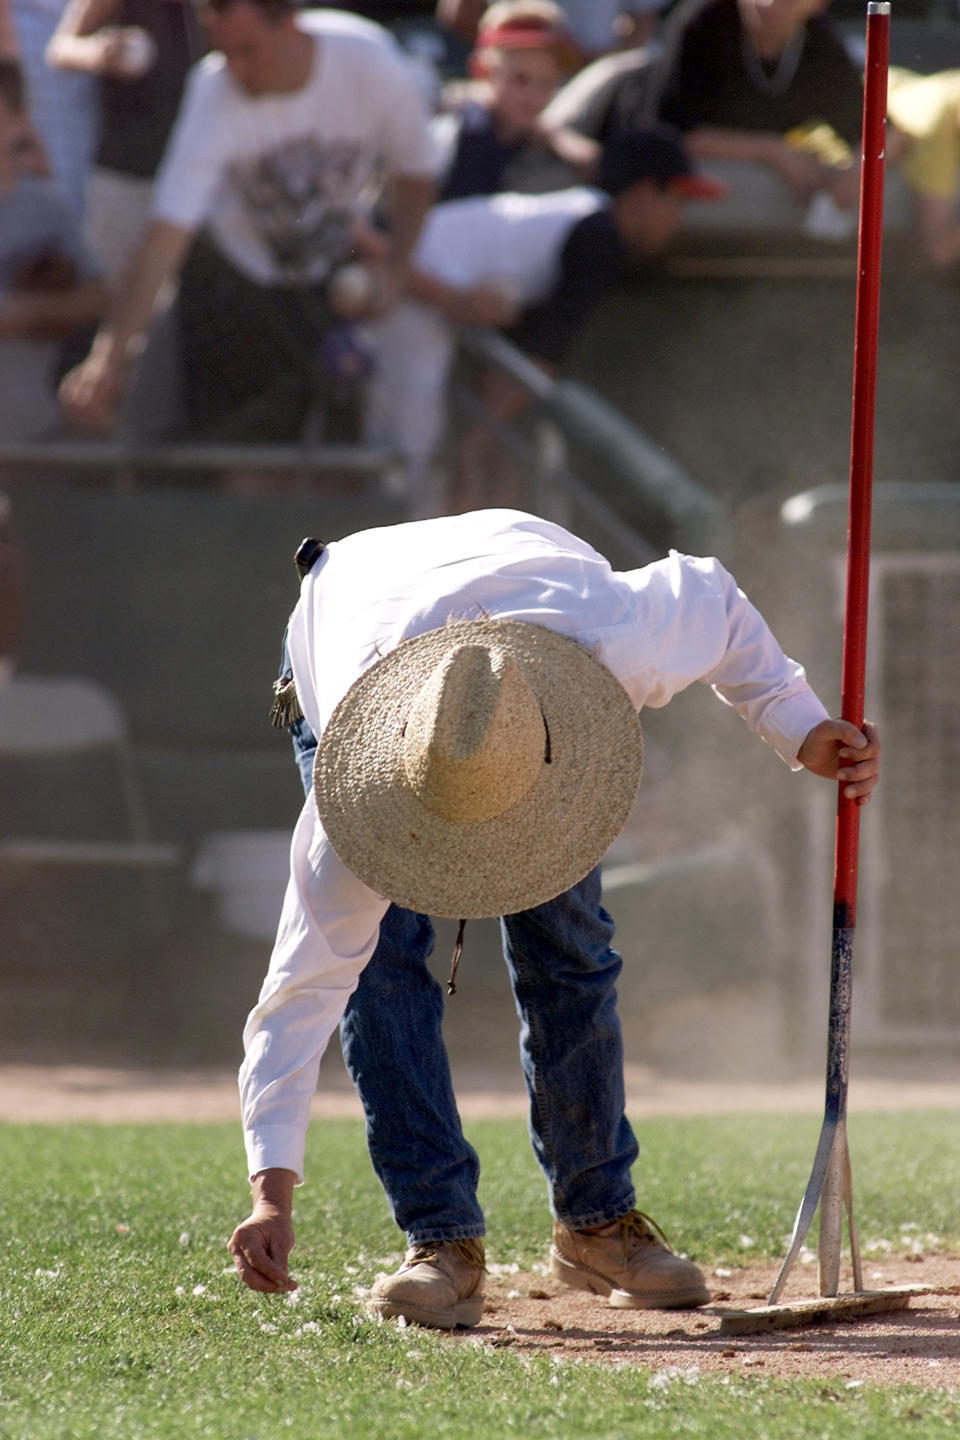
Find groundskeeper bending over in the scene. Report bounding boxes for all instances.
[228,508,880,1328]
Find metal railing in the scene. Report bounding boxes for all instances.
[459,328,731,560]
[0,438,396,480]
[0,327,730,559]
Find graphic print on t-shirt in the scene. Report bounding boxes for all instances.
[225,134,372,282]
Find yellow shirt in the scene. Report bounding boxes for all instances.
[887,67,960,200]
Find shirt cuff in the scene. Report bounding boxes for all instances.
[761,691,831,770]
[244,1124,307,1186]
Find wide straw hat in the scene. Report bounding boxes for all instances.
[313,619,643,919]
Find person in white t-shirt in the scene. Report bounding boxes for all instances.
[59,1,438,441]
[226,507,881,1329]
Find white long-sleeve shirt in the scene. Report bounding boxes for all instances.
[240,510,828,1181]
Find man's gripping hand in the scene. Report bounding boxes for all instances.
[228,1167,298,1294]
[797,718,881,805]
[59,347,123,432]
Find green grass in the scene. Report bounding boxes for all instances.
[1,1114,959,1439]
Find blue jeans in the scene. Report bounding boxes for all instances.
[283,649,639,1243]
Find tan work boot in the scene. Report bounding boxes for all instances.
[550,1209,710,1310]
[369,1237,486,1329]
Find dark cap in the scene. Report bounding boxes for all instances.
[598,125,728,201]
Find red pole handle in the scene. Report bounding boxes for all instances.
[834,1,889,927]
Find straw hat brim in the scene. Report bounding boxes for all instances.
[313,619,643,919]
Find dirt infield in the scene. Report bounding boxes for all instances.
[5,1061,960,1123]
[471,1255,960,1388]
[5,1063,958,1386]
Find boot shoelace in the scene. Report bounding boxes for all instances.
[619,1209,673,1255]
[406,1237,486,1270]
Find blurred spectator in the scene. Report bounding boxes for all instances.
[326,3,453,82]
[1,0,57,172]
[653,0,866,221]
[554,0,662,55]
[0,56,106,441]
[365,125,725,512]
[60,0,437,447]
[0,492,25,690]
[334,0,435,18]
[307,2,445,109]
[539,43,660,147]
[887,66,960,271]
[9,0,97,216]
[433,1,597,199]
[0,0,16,49]
[46,0,205,290]
[437,0,663,59]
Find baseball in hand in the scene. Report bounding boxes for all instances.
[328,263,379,319]
[117,26,157,77]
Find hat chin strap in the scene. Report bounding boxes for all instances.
[401,644,547,824]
